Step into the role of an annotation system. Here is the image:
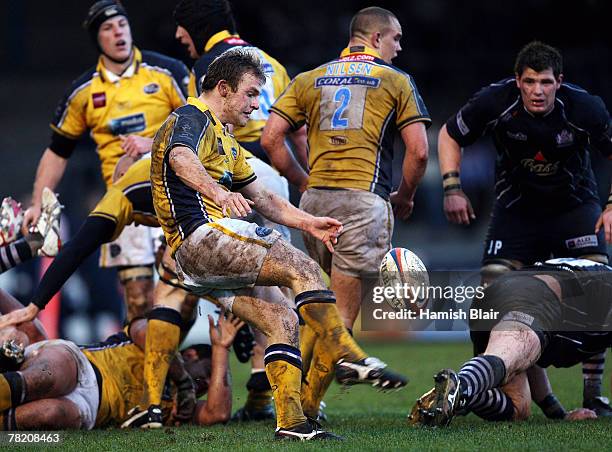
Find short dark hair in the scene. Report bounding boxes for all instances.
[514,41,563,78]
[201,47,266,92]
[349,7,397,38]
[183,343,212,359]
[174,0,236,52]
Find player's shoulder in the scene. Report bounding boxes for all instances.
[558,83,609,127]
[471,77,518,105]
[64,65,97,97]
[173,103,213,133]
[140,49,190,77]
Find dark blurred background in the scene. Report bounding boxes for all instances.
[0,0,610,341]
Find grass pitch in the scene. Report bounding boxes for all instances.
[56,341,611,451]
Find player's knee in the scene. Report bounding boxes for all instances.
[513,398,531,421]
[267,304,299,340]
[121,274,154,317]
[290,255,326,290]
[39,401,82,429]
[481,259,521,286]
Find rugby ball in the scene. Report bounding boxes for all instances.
[379,248,429,311]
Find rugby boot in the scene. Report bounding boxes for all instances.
[335,356,408,389]
[274,418,343,441]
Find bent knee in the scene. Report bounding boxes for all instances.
[481,259,522,286]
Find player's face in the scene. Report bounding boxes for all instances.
[97,16,132,62]
[378,18,402,63]
[175,25,198,59]
[223,72,263,127]
[516,67,562,115]
[183,353,212,397]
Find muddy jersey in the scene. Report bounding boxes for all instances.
[89,158,158,240]
[271,45,430,199]
[446,79,612,211]
[81,332,174,427]
[192,30,291,152]
[49,47,192,187]
[151,97,257,255]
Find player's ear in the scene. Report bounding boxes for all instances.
[217,80,230,97]
[556,73,564,86]
[515,73,521,88]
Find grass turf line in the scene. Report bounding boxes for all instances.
[53,342,612,450]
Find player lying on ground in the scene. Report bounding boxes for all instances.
[409,258,611,426]
[0,188,62,274]
[0,288,239,430]
[132,47,407,440]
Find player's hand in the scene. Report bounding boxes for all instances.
[305,216,343,253]
[444,189,476,225]
[0,304,40,330]
[594,205,612,244]
[390,191,414,221]
[112,154,140,182]
[119,135,153,158]
[209,313,245,350]
[22,204,41,236]
[214,189,254,218]
[565,408,597,421]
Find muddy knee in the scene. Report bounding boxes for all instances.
[265,304,299,346]
[119,268,154,319]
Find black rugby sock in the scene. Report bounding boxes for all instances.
[458,355,506,401]
[582,352,605,400]
[469,388,515,421]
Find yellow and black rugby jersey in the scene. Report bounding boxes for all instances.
[89,158,158,240]
[270,45,431,199]
[49,47,194,187]
[81,332,173,427]
[192,30,291,160]
[151,97,256,254]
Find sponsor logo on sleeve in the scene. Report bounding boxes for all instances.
[565,234,598,250]
[456,110,470,135]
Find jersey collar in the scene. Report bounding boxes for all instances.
[97,47,142,83]
[339,45,382,60]
[204,30,242,53]
[187,97,228,134]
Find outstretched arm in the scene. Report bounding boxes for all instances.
[22,149,68,235]
[192,314,243,425]
[0,216,115,329]
[240,180,342,252]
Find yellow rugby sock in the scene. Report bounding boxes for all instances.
[299,322,317,378]
[143,307,182,407]
[0,373,24,412]
[301,337,336,418]
[264,344,306,429]
[296,290,367,363]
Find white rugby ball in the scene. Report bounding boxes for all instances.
[379,248,429,311]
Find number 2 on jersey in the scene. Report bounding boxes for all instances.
[320,85,367,131]
[332,88,351,128]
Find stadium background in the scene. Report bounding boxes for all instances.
[0,0,610,342]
